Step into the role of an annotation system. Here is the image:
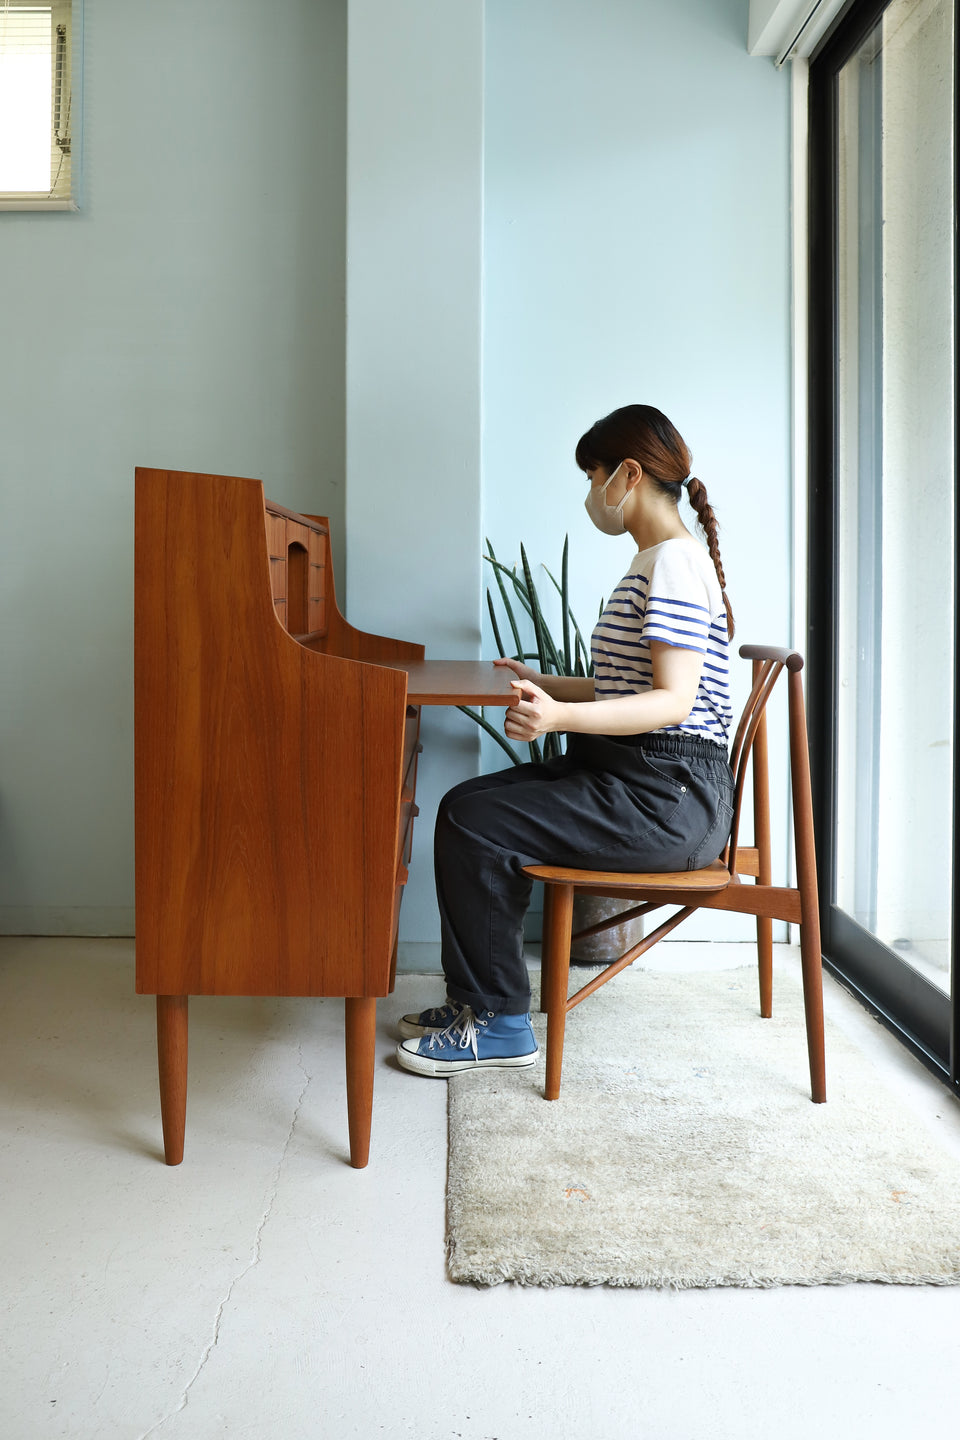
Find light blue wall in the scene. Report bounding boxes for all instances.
[1,0,791,947]
[0,0,347,934]
[481,0,792,938]
[346,0,484,951]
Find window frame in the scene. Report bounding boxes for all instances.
[0,0,81,211]
[807,0,960,1090]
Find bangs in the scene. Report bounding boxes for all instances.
[574,426,619,474]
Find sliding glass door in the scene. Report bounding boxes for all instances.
[809,0,959,1085]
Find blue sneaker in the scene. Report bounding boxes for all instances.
[396,1008,539,1077]
[397,1000,465,1039]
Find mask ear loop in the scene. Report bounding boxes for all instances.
[602,463,628,514]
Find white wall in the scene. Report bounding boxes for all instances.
[481,0,793,939]
[0,0,347,934]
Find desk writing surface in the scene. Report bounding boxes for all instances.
[376,660,518,706]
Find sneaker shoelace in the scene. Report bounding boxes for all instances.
[426,1008,485,1059]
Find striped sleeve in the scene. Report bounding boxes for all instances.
[640,546,714,654]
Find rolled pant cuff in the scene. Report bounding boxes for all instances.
[446,984,531,1017]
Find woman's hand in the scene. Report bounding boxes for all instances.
[494,656,542,684]
[504,679,566,743]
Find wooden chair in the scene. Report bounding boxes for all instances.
[524,645,826,1104]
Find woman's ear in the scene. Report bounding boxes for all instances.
[621,458,643,489]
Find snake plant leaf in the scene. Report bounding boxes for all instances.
[485,589,507,658]
[542,563,591,680]
[575,629,589,677]
[485,555,534,620]
[561,534,572,673]
[456,705,523,766]
[521,545,566,676]
[520,543,554,676]
[485,540,525,660]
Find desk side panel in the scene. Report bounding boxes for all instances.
[135,469,408,998]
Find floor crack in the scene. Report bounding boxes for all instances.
[138,1045,312,1439]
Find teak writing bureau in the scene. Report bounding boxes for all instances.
[134,468,515,1169]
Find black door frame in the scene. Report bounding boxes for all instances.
[807,0,960,1089]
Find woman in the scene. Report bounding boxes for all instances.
[396,404,735,1076]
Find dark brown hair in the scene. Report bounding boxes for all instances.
[575,403,734,638]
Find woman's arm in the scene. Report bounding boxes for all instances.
[539,675,596,701]
[493,657,595,702]
[504,642,703,743]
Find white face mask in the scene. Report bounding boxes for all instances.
[584,463,629,535]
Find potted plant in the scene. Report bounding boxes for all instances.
[458,538,644,964]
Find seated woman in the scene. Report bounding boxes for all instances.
[397,403,735,1076]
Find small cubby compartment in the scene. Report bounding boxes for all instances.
[286,541,309,636]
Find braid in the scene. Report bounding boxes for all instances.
[686,476,735,639]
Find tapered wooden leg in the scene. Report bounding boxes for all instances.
[542,883,574,1101]
[798,910,827,1103]
[157,995,188,1165]
[539,883,554,1014]
[757,917,773,1019]
[344,997,377,1168]
[752,665,774,1018]
[789,669,826,1103]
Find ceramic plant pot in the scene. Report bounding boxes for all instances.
[569,892,644,964]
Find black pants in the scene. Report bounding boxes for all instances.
[434,732,735,1015]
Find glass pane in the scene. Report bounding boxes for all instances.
[835,0,955,993]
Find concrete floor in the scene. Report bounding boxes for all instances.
[2,935,960,1440]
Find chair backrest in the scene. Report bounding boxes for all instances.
[723,645,806,881]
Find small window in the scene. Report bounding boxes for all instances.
[0,0,79,210]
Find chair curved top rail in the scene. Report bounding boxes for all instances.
[738,644,803,672]
[725,648,802,877]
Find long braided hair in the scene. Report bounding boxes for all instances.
[575,403,735,639]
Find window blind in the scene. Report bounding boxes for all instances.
[0,0,75,207]
[748,1,852,64]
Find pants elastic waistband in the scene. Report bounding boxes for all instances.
[626,732,728,761]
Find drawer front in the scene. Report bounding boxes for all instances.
[307,529,328,637]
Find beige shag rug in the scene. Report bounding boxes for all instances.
[446,964,960,1288]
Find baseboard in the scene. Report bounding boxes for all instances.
[0,907,136,937]
[395,942,443,974]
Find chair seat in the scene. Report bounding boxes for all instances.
[522,858,731,892]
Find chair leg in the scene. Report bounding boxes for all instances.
[541,883,574,1100]
[798,910,826,1103]
[157,995,188,1165]
[789,668,826,1103]
[539,883,553,1014]
[751,670,774,1019]
[757,917,773,1019]
[344,997,377,1168]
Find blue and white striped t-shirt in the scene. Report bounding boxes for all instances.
[590,538,732,745]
